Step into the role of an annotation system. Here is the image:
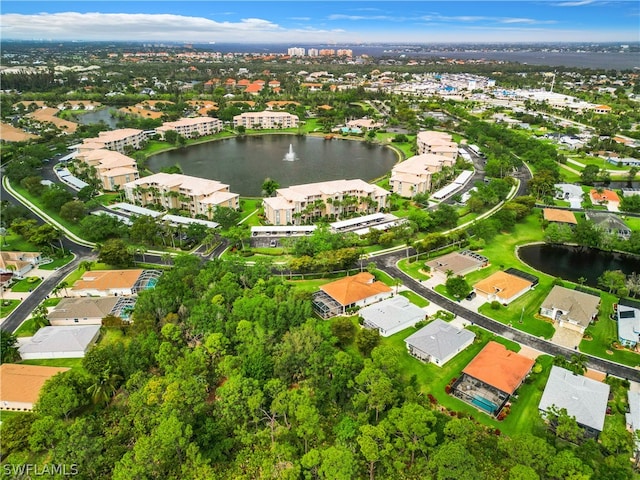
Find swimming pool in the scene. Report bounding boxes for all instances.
[472,395,498,414]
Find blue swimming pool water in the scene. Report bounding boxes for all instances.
[472,396,498,414]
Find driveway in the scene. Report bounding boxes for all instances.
[551,326,584,350]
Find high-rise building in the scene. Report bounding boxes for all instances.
[287,47,306,57]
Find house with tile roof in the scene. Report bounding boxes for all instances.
[18,325,101,359]
[0,364,70,411]
[70,269,160,297]
[0,251,42,278]
[473,271,534,305]
[405,319,476,366]
[360,296,426,337]
[312,272,392,318]
[452,341,534,416]
[47,297,127,326]
[543,208,577,226]
[539,365,610,437]
[585,211,631,239]
[590,189,620,210]
[540,285,600,334]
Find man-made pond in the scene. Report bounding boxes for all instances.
[75,109,119,128]
[518,243,640,287]
[147,135,398,196]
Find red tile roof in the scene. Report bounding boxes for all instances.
[462,342,534,394]
[320,272,391,306]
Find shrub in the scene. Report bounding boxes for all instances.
[490,301,501,310]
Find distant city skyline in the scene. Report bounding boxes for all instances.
[1,1,638,44]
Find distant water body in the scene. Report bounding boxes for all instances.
[208,43,639,70]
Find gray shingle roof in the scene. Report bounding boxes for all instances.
[539,365,610,432]
[540,286,600,328]
[359,296,425,334]
[404,319,475,363]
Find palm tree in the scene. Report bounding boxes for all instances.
[79,260,93,272]
[87,368,122,405]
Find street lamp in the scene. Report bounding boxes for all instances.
[519,306,524,324]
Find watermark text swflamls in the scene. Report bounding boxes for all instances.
[3,464,78,478]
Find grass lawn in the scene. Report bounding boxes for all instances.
[381,325,547,436]
[63,262,114,285]
[0,299,20,318]
[398,290,430,308]
[11,277,42,292]
[20,357,84,371]
[434,284,459,302]
[39,254,74,270]
[95,193,121,206]
[373,268,399,288]
[14,318,38,337]
[397,258,431,281]
[287,277,335,293]
[478,292,557,339]
[580,292,640,367]
[1,232,40,252]
[42,297,62,307]
[99,327,131,347]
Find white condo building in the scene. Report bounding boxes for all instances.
[82,128,146,154]
[263,179,390,226]
[416,131,458,160]
[233,111,299,130]
[155,117,223,139]
[124,173,239,219]
[75,149,139,191]
[390,153,455,198]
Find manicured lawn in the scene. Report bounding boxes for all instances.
[381,325,546,436]
[580,292,640,367]
[1,231,40,252]
[20,357,84,371]
[434,284,458,302]
[95,193,121,206]
[373,268,399,288]
[0,299,20,318]
[397,258,431,281]
[11,277,42,292]
[239,198,263,226]
[39,254,74,270]
[14,318,38,337]
[63,262,114,285]
[398,290,430,308]
[287,277,335,293]
[42,297,62,307]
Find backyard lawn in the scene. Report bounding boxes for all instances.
[381,324,550,436]
[15,318,38,337]
[11,277,42,292]
[0,299,20,318]
[20,357,84,371]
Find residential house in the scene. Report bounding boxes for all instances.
[359,296,426,337]
[543,208,577,226]
[124,173,239,219]
[626,390,640,459]
[405,319,476,366]
[312,272,392,318]
[70,269,160,297]
[346,118,383,130]
[233,111,299,129]
[18,325,101,359]
[155,117,223,139]
[590,189,620,211]
[390,153,456,197]
[617,298,640,348]
[0,364,70,411]
[540,285,600,333]
[452,341,534,416]
[426,251,488,280]
[473,271,534,305]
[539,365,610,438]
[262,179,390,226]
[47,296,129,326]
[0,251,42,278]
[585,211,631,239]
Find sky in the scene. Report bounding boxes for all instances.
[1,1,639,44]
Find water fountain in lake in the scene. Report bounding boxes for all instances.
[283,144,296,161]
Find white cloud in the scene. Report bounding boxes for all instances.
[553,0,597,6]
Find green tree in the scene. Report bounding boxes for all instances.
[59,200,87,224]
[87,368,123,405]
[331,317,357,347]
[0,329,20,363]
[355,328,380,357]
[212,206,242,229]
[35,370,91,420]
[598,269,626,294]
[445,275,472,300]
[98,238,134,267]
[580,164,600,185]
[261,177,280,197]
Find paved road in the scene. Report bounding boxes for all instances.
[372,250,640,383]
[1,255,88,334]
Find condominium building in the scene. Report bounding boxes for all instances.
[307,48,319,57]
[390,153,455,197]
[287,47,306,57]
[75,149,139,191]
[416,131,459,160]
[83,128,146,153]
[263,179,390,226]
[124,173,239,219]
[155,117,223,140]
[233,111,299,129]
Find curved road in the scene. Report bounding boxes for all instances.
[373,250,640,383]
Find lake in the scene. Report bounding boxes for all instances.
[147,135,399,196]
[518,243,640,288]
